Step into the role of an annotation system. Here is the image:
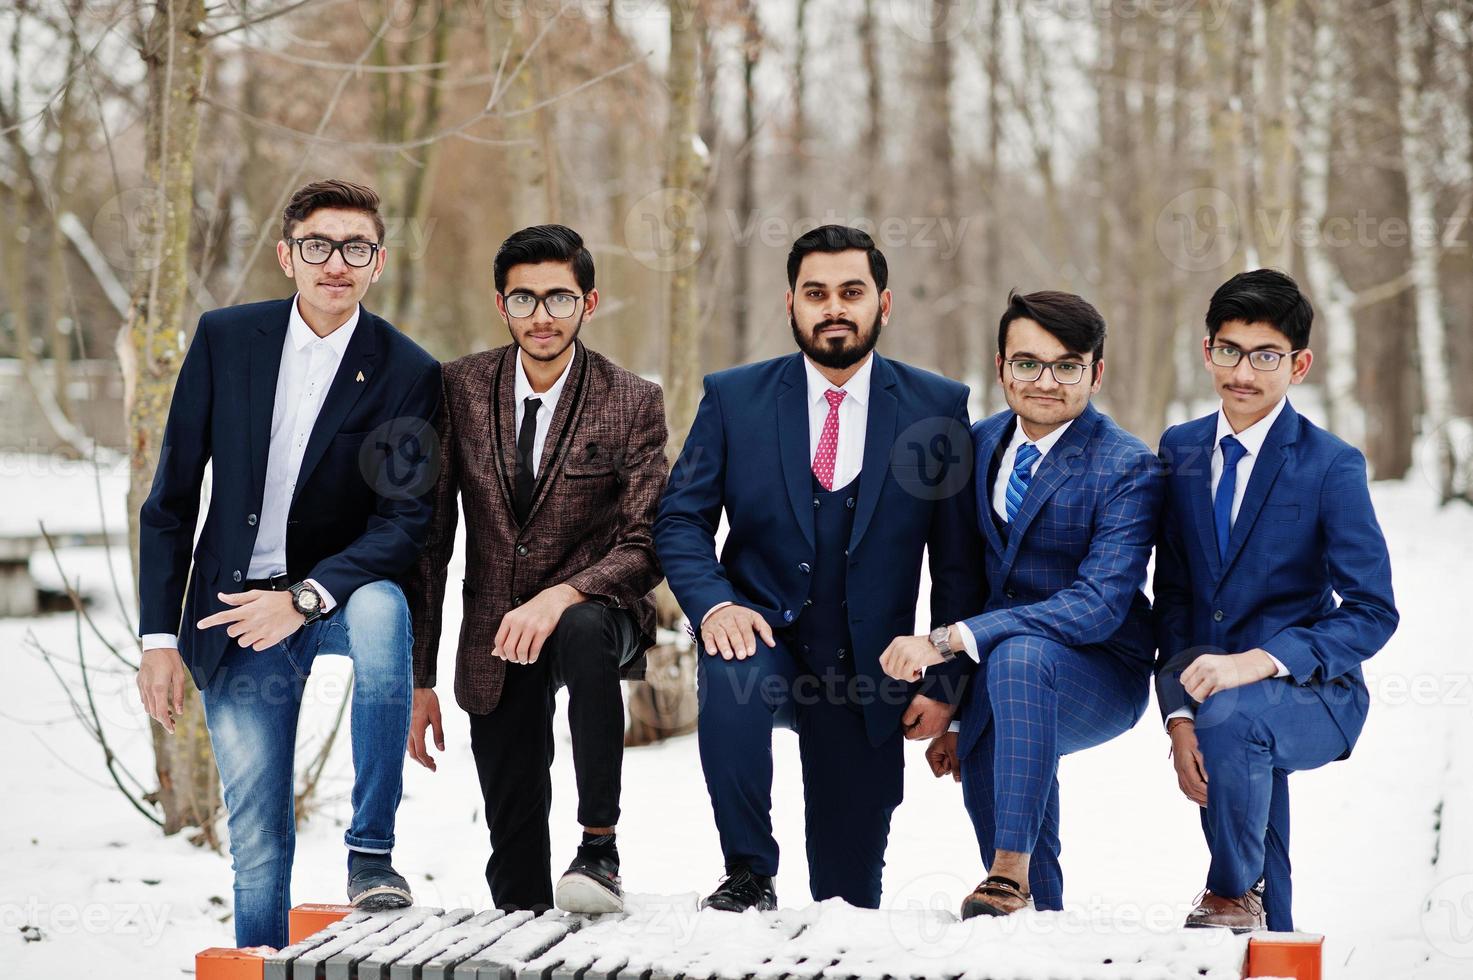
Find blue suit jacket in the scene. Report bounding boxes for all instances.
[654,352,986,745]
[1152,401,1398,755]
[138,298,442,689]
[957,404,1164,760]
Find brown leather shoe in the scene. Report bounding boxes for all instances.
[960,876,1034,919]
[1184,889,1266,933]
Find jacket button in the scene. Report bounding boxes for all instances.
[836,648,848,660]
[783,609,794,623]
[232,570,242,583]
[804,598,813,608]
[1005,588,1017,599]
[813,498,820,508]
[514,594,523,605]
[799,562,811,574]
[247,514,257,526]
[845,498,856,509]
[516,544,529,556]
[1213,609,1225,622]
[802,643,811,655]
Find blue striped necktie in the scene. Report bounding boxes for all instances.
[1005,442,1041,523]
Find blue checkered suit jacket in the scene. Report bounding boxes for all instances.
[956,403,1164,760]
[1152,401,1398,756]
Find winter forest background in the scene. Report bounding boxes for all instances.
[3,0,1473,977]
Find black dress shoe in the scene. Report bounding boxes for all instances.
[555,838,624,914]
[701,866,777,912]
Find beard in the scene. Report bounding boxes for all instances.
[511,310,584,362]
[790,307,883,370]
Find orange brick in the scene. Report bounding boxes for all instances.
[195,947,264,980]
[1247,932,1324,980]
[289,902,356,945]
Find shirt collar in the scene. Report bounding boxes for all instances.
[1215,396,1287,458]
[514,345,576,412]
[804,352,873,409]
[1007,414,1074,459]
[288,293,359,356]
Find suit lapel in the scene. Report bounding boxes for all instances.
[849,354,897,551]
[1220,402,1299,576]
[491,345,520,518]
[291,309,380,507]
[999,406,1100,579]
[777,354,816,550]
[1184,416,1223,581]
[972,413,1013,559]
[246,300,291,501]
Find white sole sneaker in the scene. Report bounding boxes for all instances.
[554,871,625,914]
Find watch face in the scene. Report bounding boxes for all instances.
[298,589,320,612]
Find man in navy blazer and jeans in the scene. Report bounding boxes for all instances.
[1153,269,1397,933]
[655,225,983,912]
[135,179,441,949]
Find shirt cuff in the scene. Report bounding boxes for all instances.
[700,601,733,625]
[1165,706,1195,729]
[955,621,981,663]
[305,578,336,614]
[1266,653,1290,678]
[947,719,961,734]
[142,633,179,651]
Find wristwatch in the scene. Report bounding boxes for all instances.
[288,581,324,624]
[928,625,957,662]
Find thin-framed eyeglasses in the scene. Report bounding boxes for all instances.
[1006,357,1093,385]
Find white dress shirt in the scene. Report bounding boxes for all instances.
[1164,397,1290,726]
[513,349,575,479]
[141,295,354,652]
[950,416,1075,663]
[700,353,874,625]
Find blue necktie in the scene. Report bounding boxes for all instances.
[1005,442,1041,523]
[1214,434,1248,560]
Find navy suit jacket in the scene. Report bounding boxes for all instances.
[957,404,1164,760]
[1153,400,1398,756]
[138,298,442,689]
[654,352,986,745]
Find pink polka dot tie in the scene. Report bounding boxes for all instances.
[813,388,847,491]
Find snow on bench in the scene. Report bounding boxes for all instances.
[211,897,1264,980]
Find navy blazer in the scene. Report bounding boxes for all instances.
[654,352,986,745]
[1152,401,1398,756]
[956,404,1164,760]
[138,298,442,689]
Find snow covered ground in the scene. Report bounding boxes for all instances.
[2,454,1471,978]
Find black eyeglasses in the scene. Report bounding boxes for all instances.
[288,237,380,268]
[502,291,584,319]
[1207,345,1303,371]
[1006,357,1093,385]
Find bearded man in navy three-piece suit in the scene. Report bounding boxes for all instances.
[655,225,985,913]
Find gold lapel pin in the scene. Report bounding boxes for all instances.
[356,371,365,382]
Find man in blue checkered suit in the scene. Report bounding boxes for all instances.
[882,290,1163,918]
[1153,270,1397,933]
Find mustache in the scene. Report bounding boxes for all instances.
[813,318,858,333]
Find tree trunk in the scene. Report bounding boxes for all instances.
[1256,0,1297,272]
[1202,0,1249,275]
[123,0,219,843]
[859,0,882,222]
[626,0,706,748]
[1396,0,1468,501]
[790,0,809,220]
[732,2,759,364]
[922,0,965,374]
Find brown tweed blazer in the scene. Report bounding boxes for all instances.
[406,341,668,714]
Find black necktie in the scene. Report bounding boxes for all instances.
[514,396,541,521]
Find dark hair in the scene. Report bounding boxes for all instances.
[786,224,889,292]
[997,289,1107,363]
[494,224,595,294]
[282,179,385,243]
[1204,269,1313,349]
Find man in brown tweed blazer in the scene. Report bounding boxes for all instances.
[405,225,667,915]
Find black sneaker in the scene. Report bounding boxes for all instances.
[346,852,413,911]
[701,866,777,913]
[555,835,624,914]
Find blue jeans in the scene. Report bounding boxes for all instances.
[199,580,413,949]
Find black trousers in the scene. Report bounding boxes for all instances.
[468,600,641,911]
